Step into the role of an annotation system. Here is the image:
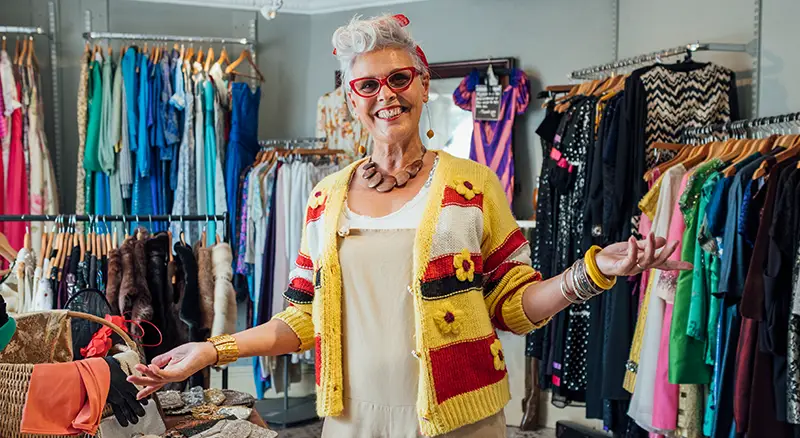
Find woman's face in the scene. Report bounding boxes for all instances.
[348,47,429,145]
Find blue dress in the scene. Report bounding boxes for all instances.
[225,83,261,240]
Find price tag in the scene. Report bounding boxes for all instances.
[474,85,503,121]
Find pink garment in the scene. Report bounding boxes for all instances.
[651,173,689,431]
[6,81,28,251]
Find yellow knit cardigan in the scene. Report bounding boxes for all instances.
[273,151,548,436]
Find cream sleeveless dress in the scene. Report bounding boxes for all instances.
[322,159,505,437]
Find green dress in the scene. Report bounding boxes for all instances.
[668,159,722,384]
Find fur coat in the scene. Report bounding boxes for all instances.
[105,247,122,315]
[194,242,215,331]
[119,232,153,323]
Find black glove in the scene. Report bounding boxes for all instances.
[103,356,148,427]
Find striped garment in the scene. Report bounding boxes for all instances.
[453,68,530,205]
[272,151,548,436]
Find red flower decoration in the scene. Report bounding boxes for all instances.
[79,315,130,358]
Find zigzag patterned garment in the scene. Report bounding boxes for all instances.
[640,62,738,167]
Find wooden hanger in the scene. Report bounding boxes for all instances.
[644,143,691,182]
[23,226,31,251]
[26,37,38,69]
[204,47,215,73]
[225,48,265,82]
[0,233,18,264]
[105,231,112,255]
[15,38,25,66]
[1,35,6,52]
[752,135,798,179]
[681,141,712,170]
[37,226,50,270]
[50,221,63,271]
[196,47,205,65]
[79,230,87,263]
[216,46,230,67]
[25,37,31,67]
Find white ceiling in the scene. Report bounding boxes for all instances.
[124,0,431,15]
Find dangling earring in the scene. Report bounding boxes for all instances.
[358,144,367,157]
[425,102,435,139]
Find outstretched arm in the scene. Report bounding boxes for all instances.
[521,234,691,325]
[128,318,301,400]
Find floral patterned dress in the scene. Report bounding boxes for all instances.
[316,87,372,164]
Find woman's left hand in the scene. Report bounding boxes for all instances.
[595,233,693,277]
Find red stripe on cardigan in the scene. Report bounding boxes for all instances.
[288,277,314,296]
[315,336,322,386]
[484,228,528,273]
[306,205,324,224]
[428,334,506,404]
[491,291,514,332]
[295,253,313,270]
[423,252,483,282]
[489,272,540,330]
[442,186,484,209]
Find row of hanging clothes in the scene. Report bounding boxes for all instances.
[530,50,740,437]
[611,115,800,438]
[76,39,263,244]
[0,37,60,257]
[230,140,345,398]
[0,216,235,385]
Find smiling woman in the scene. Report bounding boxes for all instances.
[128,13,691,438]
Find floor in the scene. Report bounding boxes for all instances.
[270,420,556,438]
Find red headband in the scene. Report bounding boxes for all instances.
[333,14,429,69]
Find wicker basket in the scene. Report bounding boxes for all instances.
[0,310,139,438]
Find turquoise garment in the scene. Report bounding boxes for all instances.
[203,79,217,244]
[84,58,103,173]
[0,316,16,351]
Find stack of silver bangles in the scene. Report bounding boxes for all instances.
[560,258,605,304]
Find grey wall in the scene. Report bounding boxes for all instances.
[760,0,800,115]
[619,0,756,117]
[305,0,618,218]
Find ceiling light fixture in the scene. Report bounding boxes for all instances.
[260,0,283,20]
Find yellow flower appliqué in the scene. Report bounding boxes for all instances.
[454,179,482,201]
[308,190,326,208]
[434,303,464,335]
[490,339,506,371]
[453,249,475,282]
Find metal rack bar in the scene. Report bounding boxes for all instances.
[258,137,327,147]
[682,111,800,138]
[82,31,252,46]
[569,42,751,80]
[0,214,227,222]
[0,25,46,35]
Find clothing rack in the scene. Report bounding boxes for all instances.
[568,42,752,80]
[1,1,64,196]
[0,213,233,390]
[82,9,258,85]
[82,31,253,46]
[682,111,800,141]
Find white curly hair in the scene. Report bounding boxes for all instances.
[332,14,428,92]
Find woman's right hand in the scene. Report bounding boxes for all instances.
[127,341,218,400]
